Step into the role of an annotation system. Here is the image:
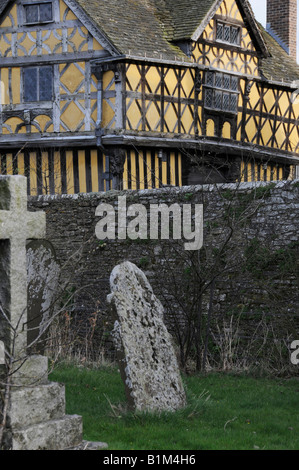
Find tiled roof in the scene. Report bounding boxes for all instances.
[259,26,299,83]
[1,0,299,83]
[77,0,299,83]
[75,0,188,62]
[160,0,216,41]
[75,0,269,62]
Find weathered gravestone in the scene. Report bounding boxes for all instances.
[107,261,186,412]
[27,240,60,354]
[0,175,100,450]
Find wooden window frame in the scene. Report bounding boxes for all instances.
[23,2,54,25]
[215,20,241,46]
[204,71,240,114]
[22,65,53,103]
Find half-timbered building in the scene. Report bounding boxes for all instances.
[0,0,298,194]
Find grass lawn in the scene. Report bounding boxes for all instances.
[49,363,299,450]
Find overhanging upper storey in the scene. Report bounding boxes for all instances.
[0,0,298,168]
[89,0,299,166]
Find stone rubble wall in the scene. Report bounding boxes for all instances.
[28,180,299,360]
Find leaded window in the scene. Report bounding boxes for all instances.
[204,71,239,113]
[216,21,240,45]
[23,66,53,102]
[24,2,53,24]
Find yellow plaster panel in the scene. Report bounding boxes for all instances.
[32,115,54,133]
[215,0,243,22]
[181,105,194,134]
[145,67,161,94]
[3,117,25,134]
[277,91,290,117]
[130,150,137,190]
[103,71,115,91]
[164,69,179,97]
[275,123,287,149]
[260,119,273,147]
[5,153,13,174]
[164,103,178,133]
[102,97,115,128]
[248,82,260,110]
[21,31,37,56]
[41,30,63,55]
[60,0,76,21]
[126,99,142,130]
[17,153,25,176]
[78,150,87,193]
[53,151,61,194]
[181,69,195,99]
[60,100,85,131]
[64,7,77,21]
[30,152,37,196]
[245,117,258,143]
[0,33,11,57]
[145,100,160,131]
[123,156,128,190]
[66,150,74,194]
[126,64,142,92]
[41,152,50,194]
[93,38,103,51]
[262,88,275,114]
[68,27,88,53]
[241,29,254,51]
[60,62,85,94]
[202,22,214,41]
[169,152,176,186]
[206,119,215,137]
[222,121,231,139]
[90,149,98,192]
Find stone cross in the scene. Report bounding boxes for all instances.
[0,176,46,358]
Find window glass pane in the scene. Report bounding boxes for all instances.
[223,93,230,111]
[25,4,38,23]
[205,88,213,108]
[216,23,223,40]
[206,72,214,86]
[230,76,238,91]
[215,91,222,109]
[24,67,38,102]
[215,73,222,89]
[40,2,52,21]
[223,75,230,90]
[224,25,230,42]
[39,66,52,100]
[230,94,238,112]
[231,27,239,45]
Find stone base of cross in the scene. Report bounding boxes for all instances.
[0,175,46,374]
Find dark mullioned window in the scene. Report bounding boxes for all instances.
[216,21,240,45]
[23,66,53,102]
[24,2,53,24]
[204,71,239,113]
